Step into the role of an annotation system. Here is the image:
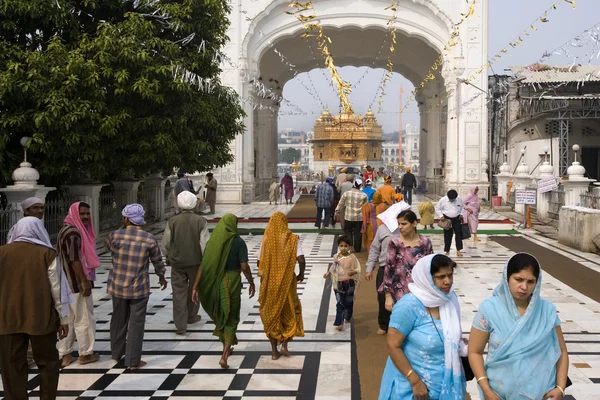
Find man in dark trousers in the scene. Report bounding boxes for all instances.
[204,173,218,215]
[161,192,210,334]
[0,217,69,400]
[314,178,335,229]
[106,204,168,370]
[400,167,417,206]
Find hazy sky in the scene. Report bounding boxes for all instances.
[277,0,600,133]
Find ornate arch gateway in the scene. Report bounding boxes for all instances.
[216,0,489,203]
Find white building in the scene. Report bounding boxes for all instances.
[213,0,489,203]
[381,125,420,173]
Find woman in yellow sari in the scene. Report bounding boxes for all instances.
[258,212,306,359]
[361,192,389,250]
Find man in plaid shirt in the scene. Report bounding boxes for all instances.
[106,204,168,370]
[335,179,368,252]
[314,178,335,229]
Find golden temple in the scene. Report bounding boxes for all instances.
[311,108,383,168]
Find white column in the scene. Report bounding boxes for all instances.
[536,160,554,220]
[563,152,595,206]
[112,181,141,210]
[63,184,107,237]
[241,84,256,203]
[513,158,532,214]
[444,81,459,193]
[145,175,168,221]
[417,99,428,189]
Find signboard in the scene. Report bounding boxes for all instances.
[537,176,558,194]
[515,190,537,205]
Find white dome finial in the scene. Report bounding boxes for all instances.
[12,136,40,186]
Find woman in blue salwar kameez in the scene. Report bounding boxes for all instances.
[378,254,467,400]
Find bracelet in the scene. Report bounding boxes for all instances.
[556,385,565,396]
[476,376,488,384]
[406,369,413,378]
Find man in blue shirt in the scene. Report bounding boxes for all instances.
[362,179,376,202]
[314,178,335,229]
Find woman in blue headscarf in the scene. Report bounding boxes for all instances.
[468,253,569,400]
[378,254,467,400]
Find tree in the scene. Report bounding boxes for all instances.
[0,0,245,186]
[279,148,301,164]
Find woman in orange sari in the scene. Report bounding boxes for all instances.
[362,192,389,250]
[257,212,306,359]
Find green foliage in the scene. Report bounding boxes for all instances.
[279,148,302,164]
[0,0,245,186]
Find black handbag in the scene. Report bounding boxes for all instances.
[461,356,475,381]
[461,223,471,239]
[428,310,474,381]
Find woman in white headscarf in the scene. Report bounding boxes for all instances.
[269,180,280,205]
[379,254,467,400]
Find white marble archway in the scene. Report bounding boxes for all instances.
[216,0,489,203]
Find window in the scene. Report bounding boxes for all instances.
[374,152,377,158]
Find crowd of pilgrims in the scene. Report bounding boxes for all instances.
[0,176,570,399]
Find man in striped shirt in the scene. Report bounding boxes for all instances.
[105,204,168,370]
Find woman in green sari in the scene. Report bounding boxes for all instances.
[192,213,256,368]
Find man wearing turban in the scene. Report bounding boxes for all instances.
[161,192,210,334]
[6,197,45,242]
[105,204,167,370]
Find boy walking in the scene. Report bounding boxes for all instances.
[323,236,361,331]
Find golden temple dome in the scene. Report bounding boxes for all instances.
[366,108,375,117]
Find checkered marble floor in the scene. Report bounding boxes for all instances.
[2,218,600,398]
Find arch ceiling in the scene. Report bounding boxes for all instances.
[258,26,439,88]
[244,0,453,93]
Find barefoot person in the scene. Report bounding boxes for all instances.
[193,214,256,368]
[106,204,168,370]
[257,212,305,359]
[323,235,361,332]
[0,218,70,400]
[365,201,410,335]
[378,210,433,313]
[58,202,101,367]
[161,191,210,335]
[435,189,465,257]
[463,185,481,242]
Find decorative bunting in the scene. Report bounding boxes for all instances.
[287,0,354,113]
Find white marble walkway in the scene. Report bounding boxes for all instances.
[3,198,600,399]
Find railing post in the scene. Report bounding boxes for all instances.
[145,175,168,221]
[111,180,141,211]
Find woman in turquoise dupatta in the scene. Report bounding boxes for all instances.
[468,253,569,399]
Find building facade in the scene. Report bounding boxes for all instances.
[499,65,600,182]
[311,109,383,175]
[213,0,489,203]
